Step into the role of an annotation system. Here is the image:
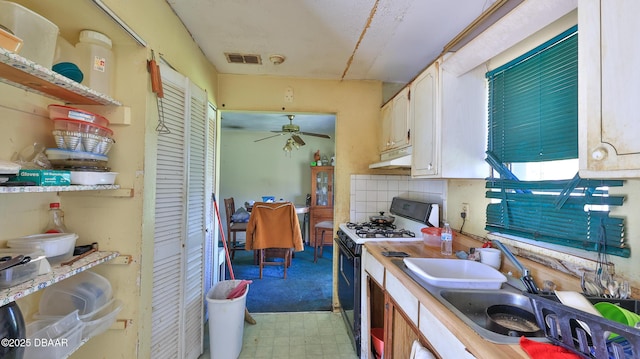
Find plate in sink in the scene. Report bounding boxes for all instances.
[403,258,507,289]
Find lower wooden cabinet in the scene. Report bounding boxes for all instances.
[384,294,423,359]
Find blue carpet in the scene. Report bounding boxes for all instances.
[226,244,333,313]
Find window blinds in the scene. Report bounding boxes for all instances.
[484,26,628,257]
[487,26,578,163]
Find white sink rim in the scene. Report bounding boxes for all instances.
[403,258,507,289]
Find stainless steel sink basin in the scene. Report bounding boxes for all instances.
[393,259,548,344]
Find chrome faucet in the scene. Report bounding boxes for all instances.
[492,240,539,294]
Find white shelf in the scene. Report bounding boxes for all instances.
[0,184,120,194]
[0,48,121,106]
[0,251,118,306]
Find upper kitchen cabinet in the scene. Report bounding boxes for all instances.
[410,63,438,177]
[578,0,640,178]
[379,87,410,153]
[410,58,488,179]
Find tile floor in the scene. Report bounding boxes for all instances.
[200,312,359,359]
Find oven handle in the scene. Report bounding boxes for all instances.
[334,237,356,261]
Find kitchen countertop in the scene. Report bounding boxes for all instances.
[364,231,583,359]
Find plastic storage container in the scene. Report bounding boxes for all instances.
[80,298,122,340]
[39,270,112,317]
[421,227,441,247]
[75,30,113,96]
[7,233,77,264]
[24,310,83,359]
[0,1,59,68]
[0,26,23,53]
[48,105,110,127]
[0,249,47,288]
[70,171,117,185]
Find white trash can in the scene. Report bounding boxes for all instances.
[206,280,249,359]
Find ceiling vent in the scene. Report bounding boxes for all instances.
[225,53,262,64]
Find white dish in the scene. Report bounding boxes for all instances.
[403,258,507,289]
[554,290,602,335]
[70,171,117,185]
[7,233,77,261]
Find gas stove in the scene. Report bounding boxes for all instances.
[345,222,416,239]
[335,197,439,356]
[337,197,439,249]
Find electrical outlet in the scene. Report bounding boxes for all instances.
[461,203,470,218]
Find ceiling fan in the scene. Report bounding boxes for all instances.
[254,114,331,146]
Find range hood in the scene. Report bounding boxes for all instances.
[369,147,412,169]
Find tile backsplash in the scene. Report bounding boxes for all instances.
[349,175,447,223]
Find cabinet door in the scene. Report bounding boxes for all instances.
[390,87,410,150]
[310,166,334,208]
[380,101,393,152]
[579,0,640,177]
[385,294,421,359]
[411,63,439,177]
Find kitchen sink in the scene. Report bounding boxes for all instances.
[393,259,548,344]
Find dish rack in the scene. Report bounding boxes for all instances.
[525,292,640,359]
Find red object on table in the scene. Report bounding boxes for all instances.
[519,337,581,359]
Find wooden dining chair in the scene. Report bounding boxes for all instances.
[313,220,333,263]
[224,197,247,260]
[246,202,304,279]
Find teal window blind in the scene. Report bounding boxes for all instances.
[487,26,578,163]
[485,26,628,257]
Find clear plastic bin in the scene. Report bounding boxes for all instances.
[0,249,47,288]
[39,270,112,316]
[0,1,59,68]
[34,298,122,341]
[81,298,122,340]
[24,314,83,359]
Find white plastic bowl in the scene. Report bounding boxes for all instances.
[70,171,117,185]
[7,233,77,262]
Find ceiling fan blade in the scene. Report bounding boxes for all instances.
[292,135,306,146]
[254,133,285,142]
[300,132,331,139]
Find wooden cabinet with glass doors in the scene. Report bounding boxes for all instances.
[310,166,334,246]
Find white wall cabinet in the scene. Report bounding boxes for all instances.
[379,87,410,153]
[578,0,640,178]
[410,58,488,179]
[410,62,439,176]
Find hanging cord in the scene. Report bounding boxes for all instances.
[148,50,170,134]
[595,220,611,293]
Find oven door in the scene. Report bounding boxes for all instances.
[335,237,361,354]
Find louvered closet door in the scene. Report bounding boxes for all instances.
[151,63,208,359]
[183,81,207,359]
[203,104,218,301]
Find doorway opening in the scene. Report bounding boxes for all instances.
[219,111,336,312]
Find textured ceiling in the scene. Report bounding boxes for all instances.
[169,0,500,132]
[166,0,497,84]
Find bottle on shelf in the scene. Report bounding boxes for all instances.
[440,222,452,255]
[44,202,68,233]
